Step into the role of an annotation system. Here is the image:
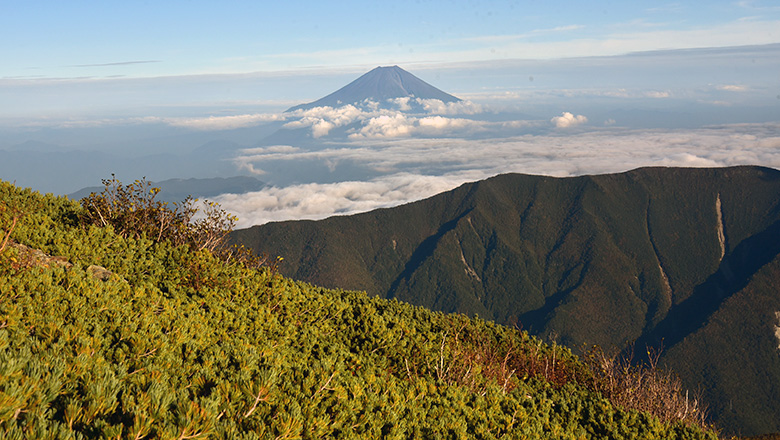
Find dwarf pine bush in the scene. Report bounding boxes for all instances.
[79,175,269,270]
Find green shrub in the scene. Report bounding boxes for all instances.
[79,175,270,271]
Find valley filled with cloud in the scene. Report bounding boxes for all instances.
[216,119,780,227]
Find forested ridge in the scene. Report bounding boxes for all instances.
[0,178,726,438]
[233,166,780,436]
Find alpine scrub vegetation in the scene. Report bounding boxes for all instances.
[78,175,270,271]
[0,179,718,439]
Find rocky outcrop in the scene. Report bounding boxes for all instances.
[7,240,118,282]
[8,241,72,269]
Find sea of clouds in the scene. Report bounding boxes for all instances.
[214,117,780,227]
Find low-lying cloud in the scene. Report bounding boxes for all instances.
[1,97,487,135]
[418,99,484,115]
[551,112,588,128]
[716,84,748,92]
[276,99,489,139]
[214,172,481,226]
[348,114,486,139]
[165,113,286,130]
[218,122,780,227]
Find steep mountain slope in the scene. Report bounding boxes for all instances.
[0,180,717,438]
[286,66,461,112]
[232,166,780,436]
[661,253,780,436]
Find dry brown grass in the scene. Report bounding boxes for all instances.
[585,344,711,431]
[414,320,585,395]
[416,323,714,433]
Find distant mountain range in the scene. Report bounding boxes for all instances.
[69,176,265,203]
[286,66,461,112]
[232,166,780,436]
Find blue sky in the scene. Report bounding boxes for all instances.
[4,0,780,80]
[2,0,779,123]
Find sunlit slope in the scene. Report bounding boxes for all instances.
[233,165,780,435]
[0,181,718,438]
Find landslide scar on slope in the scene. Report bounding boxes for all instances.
[646,200,672,296]
[716,193,726,262]
[459,247,481,282]
[459,217,482,282]
[775,311,780,351]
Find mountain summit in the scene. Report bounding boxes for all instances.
[286,66,461,112]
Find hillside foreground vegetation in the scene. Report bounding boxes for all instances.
[0,177,733,439]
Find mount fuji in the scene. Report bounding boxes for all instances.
[287,66,461,112]
[258,65,480,145]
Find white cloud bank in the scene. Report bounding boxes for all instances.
[218,122,780,227]
[0,98,486,134]
[165,113,286,130]
[551,112,588,128]
[716,84,749,92]
[214,173,479,226]
[348,114,486,139]
[276,99,488,139]
[418,99,484,115]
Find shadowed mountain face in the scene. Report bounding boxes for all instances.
[286,66,461,112]
[232,166,780,436]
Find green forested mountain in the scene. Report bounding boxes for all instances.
[0,179,722,438]
[232,166,780,436]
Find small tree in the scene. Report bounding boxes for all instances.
[80,175,182,243]
[79,175,268,268]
